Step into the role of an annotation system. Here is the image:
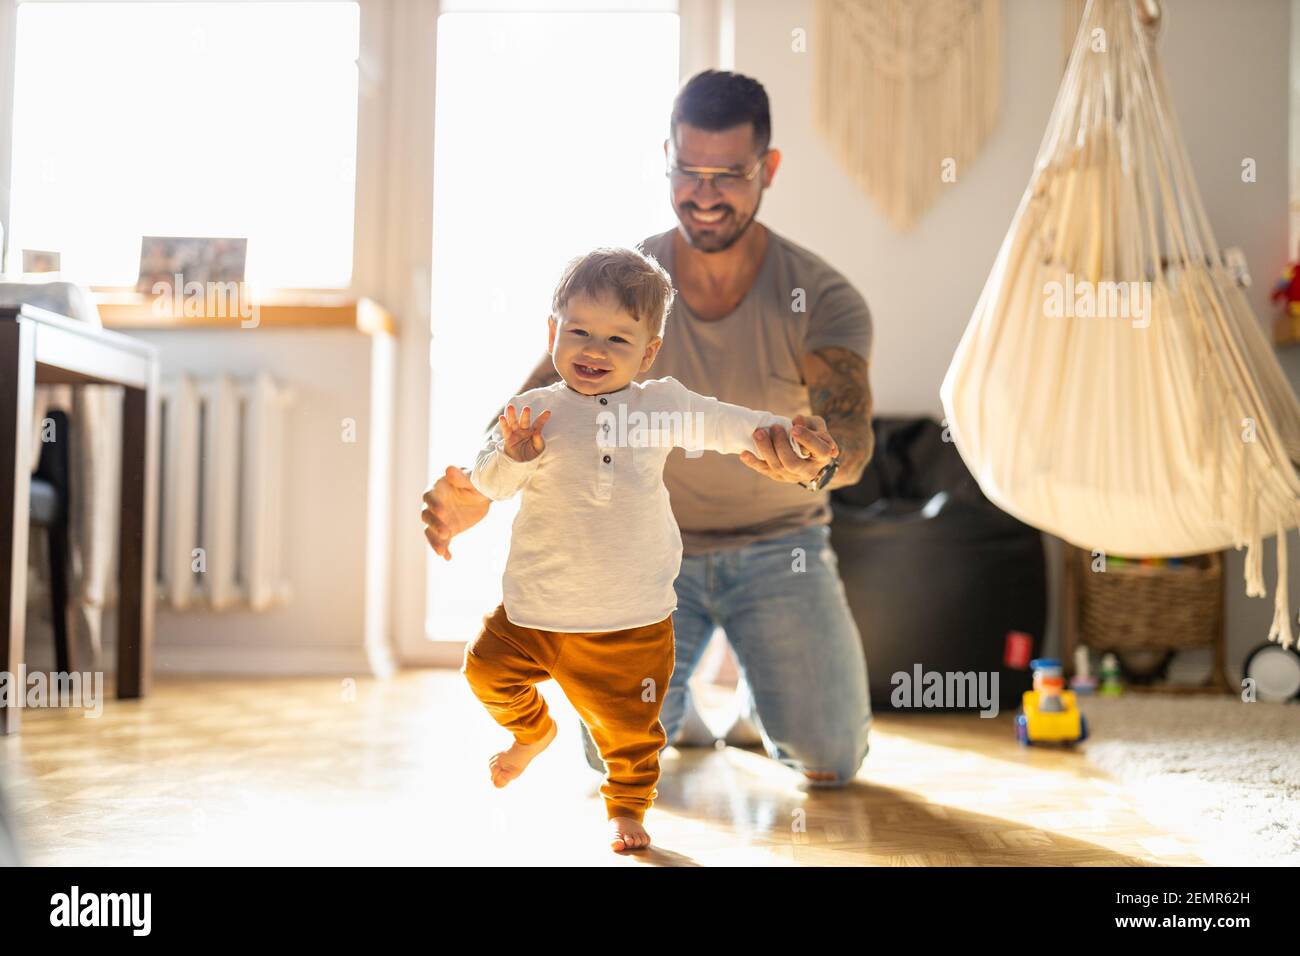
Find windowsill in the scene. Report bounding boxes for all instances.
[92,290,395,336]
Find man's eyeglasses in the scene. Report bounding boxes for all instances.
[666,152,768,193]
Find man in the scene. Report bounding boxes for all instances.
[423,70,874,786]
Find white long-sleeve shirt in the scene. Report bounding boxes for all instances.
[470,375,810,632]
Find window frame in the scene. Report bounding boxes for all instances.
[0,0,369,297]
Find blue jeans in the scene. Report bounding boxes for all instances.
[579,523,871,785]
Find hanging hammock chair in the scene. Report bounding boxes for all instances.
[940,0,1300,648]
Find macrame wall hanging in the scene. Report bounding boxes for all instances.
[813,0,1001,231]
[941,0,1300,648]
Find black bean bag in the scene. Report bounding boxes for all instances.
[830,417,1047,712]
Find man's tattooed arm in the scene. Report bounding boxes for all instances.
[799,346,874,490]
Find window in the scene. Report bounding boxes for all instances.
[426,5,680,641]
[7,1,360,289]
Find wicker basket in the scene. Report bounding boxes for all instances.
[1075,549,1223,653]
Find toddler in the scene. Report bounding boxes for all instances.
[461,246,823,853]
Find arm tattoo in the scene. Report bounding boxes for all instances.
[801,346,874,490]
[484,355,563,434]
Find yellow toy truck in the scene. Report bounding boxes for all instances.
[1015,658,1089,746]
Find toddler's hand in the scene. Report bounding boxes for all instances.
[500,403,551,463]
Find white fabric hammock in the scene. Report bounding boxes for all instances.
[940,0,1300,648]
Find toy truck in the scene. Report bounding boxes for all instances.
[1015,658,1089,746]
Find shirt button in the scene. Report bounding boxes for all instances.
[599,397,608,405]
[603,454,611,463]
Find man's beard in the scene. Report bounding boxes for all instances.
[676,193,762,253]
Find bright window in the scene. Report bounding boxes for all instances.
[426,7,680,641]
[7,1,360,289]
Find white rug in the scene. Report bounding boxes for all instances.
[1078,695,1300,866]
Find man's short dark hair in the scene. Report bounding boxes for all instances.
[669,69,771,155]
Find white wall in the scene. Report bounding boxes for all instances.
[731,0,1293,677]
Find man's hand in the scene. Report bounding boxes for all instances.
[739,414,839,484]
[422,465,491,561]
[500,404,551,462]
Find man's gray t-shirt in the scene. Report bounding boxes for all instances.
[634,226,873,556]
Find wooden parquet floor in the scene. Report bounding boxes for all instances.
[0,670,1207,866]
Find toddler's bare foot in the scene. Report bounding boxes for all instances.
[610,816,651,853]
[489,718,557,788]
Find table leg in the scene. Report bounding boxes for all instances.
[116,376,158,700]
[1,320,35,734]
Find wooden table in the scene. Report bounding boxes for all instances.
[1,304,159,734]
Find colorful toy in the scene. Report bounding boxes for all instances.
[1099,652,1124,697]
[1271,244,1300,318]
[1015,658,1088,746]
[1104,553,1184,570]
[1069,645,1097,695]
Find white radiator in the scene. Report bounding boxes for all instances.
[157,373,294,611]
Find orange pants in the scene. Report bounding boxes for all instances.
[462,603,675,822]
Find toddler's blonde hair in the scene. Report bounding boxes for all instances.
[551,246,675,339]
